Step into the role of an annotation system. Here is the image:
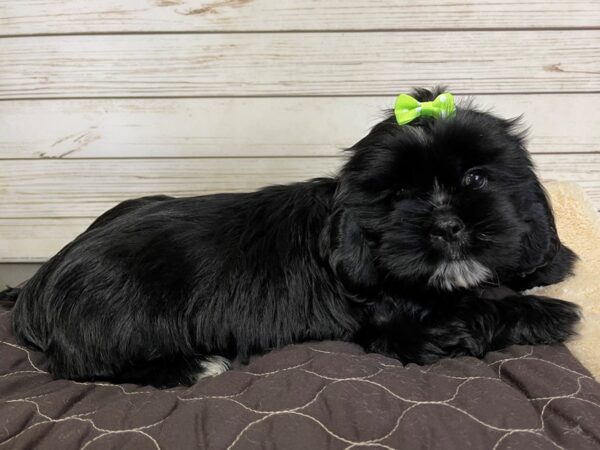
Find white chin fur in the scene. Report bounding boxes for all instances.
[428,260,491,291]
[195,356,231,381]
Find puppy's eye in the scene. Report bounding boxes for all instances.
[462,169,487,189]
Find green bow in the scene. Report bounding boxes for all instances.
[394,92,456,125]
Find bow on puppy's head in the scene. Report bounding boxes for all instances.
[323,88,575,296]
[394,92,456,125]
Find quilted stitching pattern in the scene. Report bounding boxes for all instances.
[1,301,599,450]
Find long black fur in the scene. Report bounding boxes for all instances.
[9,88,580,387]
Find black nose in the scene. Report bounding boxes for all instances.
[431,216,465,241]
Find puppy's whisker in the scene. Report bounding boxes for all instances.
[476,233,500,243]
[480,268,501,288]
[444,194,453,207]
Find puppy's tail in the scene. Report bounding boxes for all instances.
[0,286,21,304]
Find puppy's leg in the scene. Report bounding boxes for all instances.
[357,294,580,365]
[139,355,230,387]
[93,355,230,388]
[196,356,231,380]
[47,342,231,387]
[488,295,581,348]
[511,244,578,291]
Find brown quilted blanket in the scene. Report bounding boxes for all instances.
[1,300,600,450]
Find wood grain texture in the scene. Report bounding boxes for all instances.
[0,262,41,285]
[1,0,599,35]
[1,154,598,219]
[0,218,92,262]
[0,157,341,218]
[1,94,598,159]
[2,30,599,99]
[0,217,93,263]
[1,1,598,263]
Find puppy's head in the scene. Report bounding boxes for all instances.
[326,88,572,293]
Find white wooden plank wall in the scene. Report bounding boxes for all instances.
[0,0,599,263]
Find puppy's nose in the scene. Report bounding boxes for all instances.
[431,215,465,241]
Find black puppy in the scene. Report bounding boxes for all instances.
[8,88,580,387]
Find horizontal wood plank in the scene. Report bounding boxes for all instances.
[0,262,42,285]
[1,31,599,99]
[1,155,598,219]
[0,157,342,218]
[1,0,599,35]
[0,218,93,263]
[1,94,598,159]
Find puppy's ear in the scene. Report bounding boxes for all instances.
[321,209,378,296]
[513,181,576,288]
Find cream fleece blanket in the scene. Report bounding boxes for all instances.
[534,181,600,379]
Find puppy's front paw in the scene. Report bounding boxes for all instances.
[362,323,485,366]
[514,295,581,345]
